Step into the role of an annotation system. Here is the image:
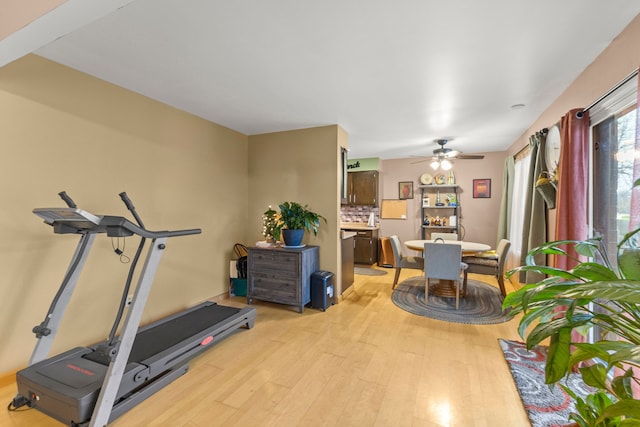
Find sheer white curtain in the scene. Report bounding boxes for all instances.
[507,154,531,272]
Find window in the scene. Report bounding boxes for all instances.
[591,76,638,271]
[592,108,637,268]
[590,74,637,343]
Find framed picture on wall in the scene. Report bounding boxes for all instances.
[399,181,413,199]
[473,179,491,198]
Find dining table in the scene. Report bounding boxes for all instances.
[403,239,492,298]
[404,239,491,255]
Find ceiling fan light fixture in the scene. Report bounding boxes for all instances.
[430,160,440,170]
[440,159,452,170]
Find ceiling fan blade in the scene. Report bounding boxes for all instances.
[455,154,485,160]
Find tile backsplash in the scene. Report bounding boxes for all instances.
[340,206,379,223]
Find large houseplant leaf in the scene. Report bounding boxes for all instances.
[546,328,572,383]
[561,281,640,304]
[526,314,593,348]
[571,262,619,281]
[597,399,640,424]
[619,248,640,280]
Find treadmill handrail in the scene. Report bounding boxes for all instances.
[99,216,202,238]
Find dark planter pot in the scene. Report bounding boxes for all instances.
[282,229,304,247]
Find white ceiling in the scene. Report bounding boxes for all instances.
[3,0,640,159]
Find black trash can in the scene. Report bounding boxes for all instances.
[310,270,335,311]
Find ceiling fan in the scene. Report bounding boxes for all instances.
[412,139,484,170]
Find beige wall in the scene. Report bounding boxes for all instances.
[248,126,342,293]
[379,152,506,250]
[0,55,249,371]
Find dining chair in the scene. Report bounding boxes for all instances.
[431,232,458,241]
[424,242,468,309]
[389,235,424,289]
[462,239,511,297]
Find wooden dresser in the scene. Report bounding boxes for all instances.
[247,245,319,313]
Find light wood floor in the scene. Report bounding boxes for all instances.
[1,268,530,427]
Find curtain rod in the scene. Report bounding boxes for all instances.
[513,127,547,160]
[514,144,529,161]
[576,68,639,118]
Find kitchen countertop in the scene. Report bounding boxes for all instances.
[341,230,357,239]
[340,222,379,230]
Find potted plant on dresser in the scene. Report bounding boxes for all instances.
[271,201,326,247]
[503,182,640,426]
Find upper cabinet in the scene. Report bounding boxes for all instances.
[344,171,379,206]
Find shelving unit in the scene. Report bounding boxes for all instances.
[420,184,461,239]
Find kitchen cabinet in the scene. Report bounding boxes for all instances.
[344,171,378,206]
[351,228,379,265]
[420,184,461,239]
[247,246,319,313]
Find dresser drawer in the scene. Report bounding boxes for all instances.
[250,250,300,273]
[250,273,298,304]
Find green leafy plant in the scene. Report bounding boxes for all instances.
[503,180,640,426]
[272,201,326,242]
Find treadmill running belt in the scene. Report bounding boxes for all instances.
[128,304,241,363]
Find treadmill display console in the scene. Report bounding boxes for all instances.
[33,208,101,226]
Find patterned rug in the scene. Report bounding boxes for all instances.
[499,339,594,427]
[391,276,512,324]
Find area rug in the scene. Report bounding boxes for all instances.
[391,276,511,324]
[354,267,388,276]
[499,339,594,427]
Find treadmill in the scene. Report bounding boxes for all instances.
[10,192,256,427]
